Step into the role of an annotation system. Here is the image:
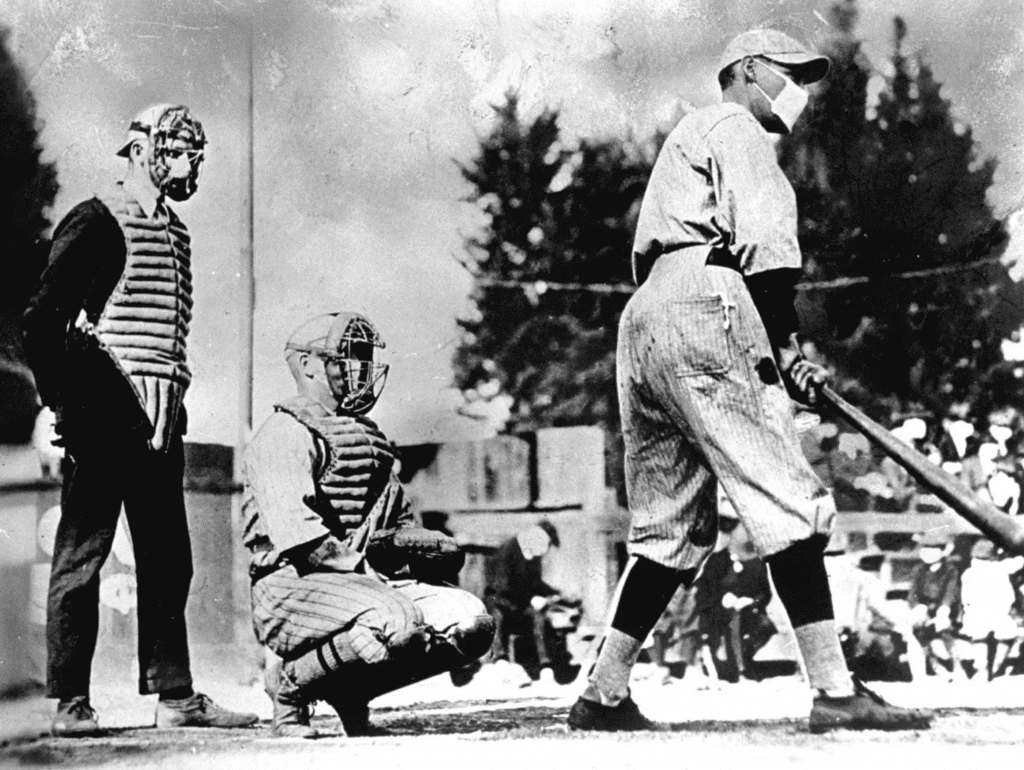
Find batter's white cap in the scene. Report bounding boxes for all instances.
[718,29,830,84]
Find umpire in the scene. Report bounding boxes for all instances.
[568,29,932,733]
[22,104,257,735]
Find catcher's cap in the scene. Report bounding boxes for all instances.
[285,314,336,358]
[718,29,830,84]
[285,312,383,358]
[115,103,204,157]
[914,528,951,548]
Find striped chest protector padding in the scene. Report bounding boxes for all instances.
[88,186,193,450]
[274,396,397,531]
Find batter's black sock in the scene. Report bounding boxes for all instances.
[610,556,695,639]
[766,535,852,695]
[584,556,695,705]
[765,534,833,627]
[158,686,194,702]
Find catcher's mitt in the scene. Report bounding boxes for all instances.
[365,527,465,584]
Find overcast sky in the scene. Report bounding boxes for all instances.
[4,0,1022,447]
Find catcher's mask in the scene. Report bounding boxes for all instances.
[117,104,206,202]
[288,313,389,415]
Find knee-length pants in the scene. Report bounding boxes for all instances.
[617,250,836,570]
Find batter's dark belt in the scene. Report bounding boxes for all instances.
[648,242,740,273]
[704,245,741,271]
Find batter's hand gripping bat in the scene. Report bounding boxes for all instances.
[818,385,1024,555]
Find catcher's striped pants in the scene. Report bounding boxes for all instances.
[618,249,836,570]
[251,566,487,664]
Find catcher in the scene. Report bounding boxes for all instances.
[242,312,494,737]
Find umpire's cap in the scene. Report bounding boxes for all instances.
[718,29,830,84]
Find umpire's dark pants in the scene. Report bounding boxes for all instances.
[46,427,194,699]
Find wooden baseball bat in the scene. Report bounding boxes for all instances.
[818,385,1024,555]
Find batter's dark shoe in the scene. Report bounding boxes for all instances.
[567,695,657,732]
[52,696,100,736]
[809,679,933,733]
[156,692,259,728]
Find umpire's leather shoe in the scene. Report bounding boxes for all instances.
[52,696,100,736]
[156,692,259,728]
[809,680,932,733]
[567,695,657,732]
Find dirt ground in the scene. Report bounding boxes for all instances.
[4,691,1024,770]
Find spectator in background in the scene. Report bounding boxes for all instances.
[958,539,1024,681]
[908,530,965,681]
[960,435,995,503]
[851,554,923,682]
[831,432,874,512]
[483,521,579,685]
[719,523,776,682]
[938,410,974,477]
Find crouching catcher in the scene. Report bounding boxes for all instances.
[242,312,494,737]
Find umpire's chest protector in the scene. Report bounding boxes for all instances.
[274,396,397,531]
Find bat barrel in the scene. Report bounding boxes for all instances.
[818,386,1024,555]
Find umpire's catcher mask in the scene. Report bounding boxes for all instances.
[287,312,389,415]
[118,104,206,202]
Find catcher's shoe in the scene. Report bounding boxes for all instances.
[52,696,100,736]
[567,695,657,732]
[272,671,319,738]
[809,679,933,733]
[325,698,391,737]
[445,614,496,661]
[155,692,259,728]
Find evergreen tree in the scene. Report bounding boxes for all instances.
[456,2,1020,478]
[0,25,58,442]
[454,94,655,489]
[779,1,1021,420]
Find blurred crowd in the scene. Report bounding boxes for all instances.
[643,401,1024,687]
[800,404,1024,516]
[827,528,1024,683]
[644,514,1024,687]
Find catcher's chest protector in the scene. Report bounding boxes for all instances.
[274,396,396,530]
[89,186,193,442]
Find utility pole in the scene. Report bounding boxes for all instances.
[235,16,255,483]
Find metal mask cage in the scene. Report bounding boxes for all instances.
[287,316,389,415]
[148,109,207,167]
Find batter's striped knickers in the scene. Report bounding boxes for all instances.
[617,248,836,570]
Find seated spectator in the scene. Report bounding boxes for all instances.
[719,523,776,682]
[959,539,1024,680]
[482,521,580,685]
[908,530,965,681]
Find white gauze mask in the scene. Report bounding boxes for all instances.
[753,61,809,132]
